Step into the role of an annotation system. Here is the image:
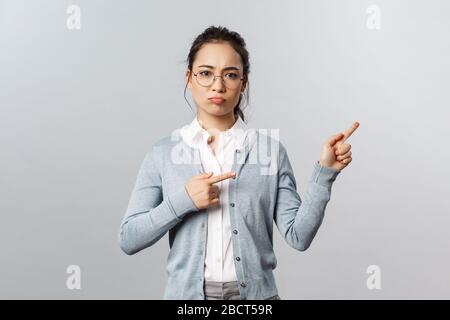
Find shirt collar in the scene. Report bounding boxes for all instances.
[181,115,248,149]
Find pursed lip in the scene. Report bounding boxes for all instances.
[208,96,226,102]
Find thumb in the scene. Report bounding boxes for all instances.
[328,133,344,147]
[198,171,214,179]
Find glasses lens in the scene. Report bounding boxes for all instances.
[223,73,241,89]
[196,71,213,86]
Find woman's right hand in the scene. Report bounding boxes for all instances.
[185,171,236,210]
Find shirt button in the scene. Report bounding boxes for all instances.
[240,282,246,288]
[235,257,240,261]
[233,230,238,234]
[230,203,235,207]
[235,149,240,153]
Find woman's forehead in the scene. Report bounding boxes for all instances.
[194,42,242,69]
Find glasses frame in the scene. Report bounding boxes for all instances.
[191,70,245,89]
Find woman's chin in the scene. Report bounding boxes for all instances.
[203,105,232,116]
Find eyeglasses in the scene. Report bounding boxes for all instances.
[192,70,244,89]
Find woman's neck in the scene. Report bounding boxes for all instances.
[197,111,236,132]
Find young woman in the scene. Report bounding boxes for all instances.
[119,26,359,300]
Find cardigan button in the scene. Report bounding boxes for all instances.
[230,203,235,207]
[233,229,238,234]
[235,257,240,261]
[240,282,246,288]
[235,149,240,153]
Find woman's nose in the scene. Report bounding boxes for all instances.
[211,76,225,92]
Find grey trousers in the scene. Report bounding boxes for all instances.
[203,281,281,300]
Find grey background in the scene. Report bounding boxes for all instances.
[1,0,449,299]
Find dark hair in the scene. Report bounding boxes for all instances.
[184,25,250,123]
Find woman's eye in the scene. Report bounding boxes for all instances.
[226,73,238,79]
[199,71,211,77]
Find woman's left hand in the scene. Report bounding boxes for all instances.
[319,122,360,172]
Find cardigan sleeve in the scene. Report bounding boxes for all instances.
[273,142,340,251]
[118,145,198,255]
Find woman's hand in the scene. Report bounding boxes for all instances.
[319,122,360,172]
[185,171,236,210]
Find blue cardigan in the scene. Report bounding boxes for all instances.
[119,129,340,299]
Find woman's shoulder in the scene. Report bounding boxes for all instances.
[145,128,187,159]
[253,129,288,156]
[147,135,177,154]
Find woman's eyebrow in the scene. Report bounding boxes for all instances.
[197,64,241,71]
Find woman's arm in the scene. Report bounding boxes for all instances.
[274,143,340,251]
[118,146,198,255]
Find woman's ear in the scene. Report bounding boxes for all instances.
[185,69,193,89]
[241,76,247,92]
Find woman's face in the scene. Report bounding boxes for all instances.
[186,41,246,118]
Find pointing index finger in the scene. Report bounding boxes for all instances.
[207,172,236,184]
[342,121,360,142]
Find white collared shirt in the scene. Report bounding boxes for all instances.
[179,115,248,282]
